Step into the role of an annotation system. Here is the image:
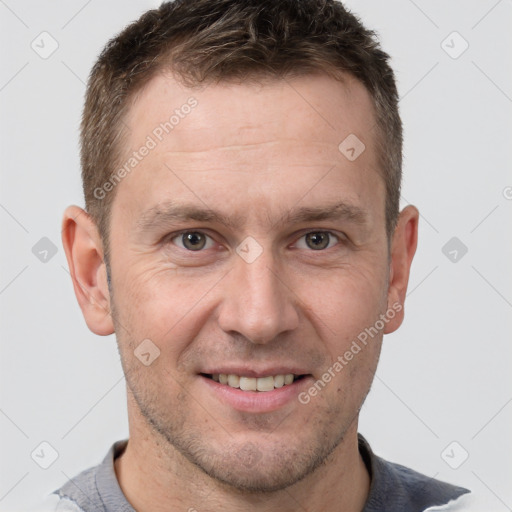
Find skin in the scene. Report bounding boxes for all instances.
[62,72,418,512]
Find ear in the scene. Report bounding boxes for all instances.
[383,205,419,334]
[61,205,114,336]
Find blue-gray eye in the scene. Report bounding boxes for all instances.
[172,232,214,251]
[296,232,339,250]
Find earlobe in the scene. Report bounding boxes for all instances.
[61,205,115,336]
[383,205,419,334]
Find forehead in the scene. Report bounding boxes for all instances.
[126,71,376,152]
[113,71,384,231]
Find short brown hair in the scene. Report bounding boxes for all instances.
[81,0,402,262]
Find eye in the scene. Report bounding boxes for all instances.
[170,231,215,251]
[295,231,340,251]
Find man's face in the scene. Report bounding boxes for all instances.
[108,72,392,491]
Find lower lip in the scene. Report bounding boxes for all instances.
[199,375,313,413]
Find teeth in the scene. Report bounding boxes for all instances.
[212,373,298,392]
[274,375,285,388]
[239,376,256,391]
[227,374,240,388]
[256,376,274,392]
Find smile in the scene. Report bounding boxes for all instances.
[203,373,305,392]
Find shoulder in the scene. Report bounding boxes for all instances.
[53,465,101,507]
[359,434,472,512]
[375,457,471,510]
[25,465,102,512]
[424,491,485,511]
[28,440,129,512]
[381,456,470,499]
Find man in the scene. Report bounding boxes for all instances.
[48,0,474,510]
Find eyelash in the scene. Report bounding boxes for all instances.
[166,230,344,253]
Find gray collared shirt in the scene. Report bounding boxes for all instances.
[50,434,471,511]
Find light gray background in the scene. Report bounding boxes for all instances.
[1,0,511,509]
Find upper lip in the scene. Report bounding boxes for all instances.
[199,366,310,378]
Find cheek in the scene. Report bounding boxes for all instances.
[112,259,223,358]
[296,258,388,340]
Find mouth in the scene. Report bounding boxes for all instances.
[200,373,308,392]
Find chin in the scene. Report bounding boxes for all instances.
[201,450,321,493]
[173,433,339,494]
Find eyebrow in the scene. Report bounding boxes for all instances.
[136,200,369,233]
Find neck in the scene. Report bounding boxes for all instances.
[115,415,370,512]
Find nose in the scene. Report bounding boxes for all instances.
[216,245,300,344]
